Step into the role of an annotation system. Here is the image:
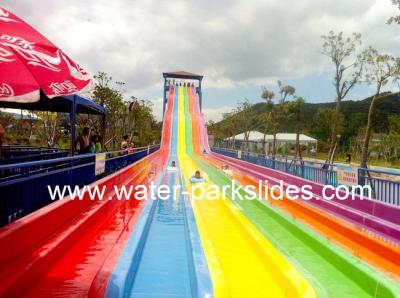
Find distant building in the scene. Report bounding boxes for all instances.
[223,130,317,154]
[0,108,40,120]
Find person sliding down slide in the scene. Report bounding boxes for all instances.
[190,170,205,183]
[167,161,178,171]
[222,164,233,177]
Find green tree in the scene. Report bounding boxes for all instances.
[91,71,159,150]
[260,87,275,153]
[34,112,62,147]
[381,115,400,162]
[287,97,306,159]
[321,31,364,163]
[259,81,295,158]
[220,112,236,148]
[277,80,295,103]
[91,72,126,149]
[234,99,253,151]
[387,0,400,24]
[360,47,400,168]
[128,99,158,146]
[312,108,344,152]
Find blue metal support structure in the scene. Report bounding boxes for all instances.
[71,95,77,156]
[162,71,203,115]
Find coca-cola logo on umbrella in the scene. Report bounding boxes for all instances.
[0,7,92,102]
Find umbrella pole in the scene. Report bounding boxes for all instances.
[70,95,77,156]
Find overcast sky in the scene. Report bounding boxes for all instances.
[3,0,400,121]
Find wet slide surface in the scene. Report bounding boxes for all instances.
[1,84,399,298]
[182,86,400,297]
[0,159,157,297]
[128,169,191,297]
[178,87,315,298]
[208,152,400,281]
[109,86,194,298]
[0,88,173,297]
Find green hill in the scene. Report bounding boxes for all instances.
[214,92,400,136]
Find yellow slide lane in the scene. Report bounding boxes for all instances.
[176,87,315,298]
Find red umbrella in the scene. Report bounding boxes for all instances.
[0,7,91,103]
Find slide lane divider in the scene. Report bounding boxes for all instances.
[104,169,168,298]
[180,170,213,298]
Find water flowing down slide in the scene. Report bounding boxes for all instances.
[178,86,316,297]
[0,87,174,297]
[101,86,212,298]
[183,85,400,297]
[191,85,400,280]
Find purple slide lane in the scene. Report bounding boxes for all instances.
[212,153,400,245]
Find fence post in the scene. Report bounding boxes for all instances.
[325,169,329,185]
[285,157,288,172]
[358,168,363,187]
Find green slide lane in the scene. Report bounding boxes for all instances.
[182,88,400,298]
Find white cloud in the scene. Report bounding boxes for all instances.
[3,0,399,103]
[148,97,164,121]
[202,105,235,122]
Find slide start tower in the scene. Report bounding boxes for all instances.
[162,71,203,115]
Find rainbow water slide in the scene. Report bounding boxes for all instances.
[99,85,212,298]
[183,85,400,297]
[0,84,399,297]
[178,86,315,297]
[103,85,315,298]
[0,87,174,297]
[191,87,400,281]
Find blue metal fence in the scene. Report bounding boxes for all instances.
[1,146,69,164]
[0,145,160,226]
[358,167,400,206]
[211,147,400,206]
[105,146,158,174]
[212,147,338,186]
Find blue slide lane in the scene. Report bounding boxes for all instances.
[105,87,212,298]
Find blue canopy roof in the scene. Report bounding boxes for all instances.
[0,91,106,115]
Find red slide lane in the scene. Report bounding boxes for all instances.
[0,87,175,297]
[88,86,177,297]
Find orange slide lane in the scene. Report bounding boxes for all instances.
[186,82,400,282]
[203,154,400,282]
